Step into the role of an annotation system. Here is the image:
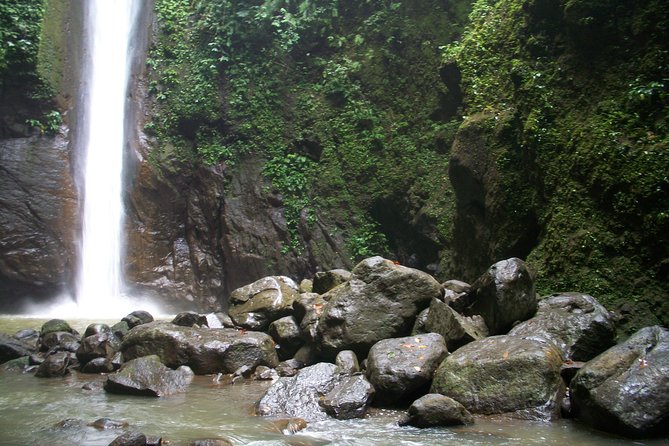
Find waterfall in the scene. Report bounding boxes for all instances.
[73,0,140,316]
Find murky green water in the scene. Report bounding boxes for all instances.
[1,316,667,446]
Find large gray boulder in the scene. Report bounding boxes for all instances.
[508,292,615,361]
[366,333,448,405]
[228,276,299,330]
[467,258,537,335]
[121,321,278,374]
[257,362,340,422]
[570,326,669,438]
[424,298,487,351]
[104,355,194,397]
[431,335,564,420]
[317,257,441,358]
[400,394,474,428]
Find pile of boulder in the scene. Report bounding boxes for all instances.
[1,256,668,442]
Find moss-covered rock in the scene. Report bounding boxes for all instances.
[431,335,564,419]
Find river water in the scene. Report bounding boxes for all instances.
[1,316,666,446]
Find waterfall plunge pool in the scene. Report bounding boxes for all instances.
[1,316,666,446]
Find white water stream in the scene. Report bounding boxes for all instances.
[67,0,159,318]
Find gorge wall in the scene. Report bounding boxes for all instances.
[0,0,666,332]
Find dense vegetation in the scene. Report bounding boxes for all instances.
[2,0,666,333]
[444,0,668,332]
[147,0,470,260]
[146,0,668,333]
[0,0,62,136]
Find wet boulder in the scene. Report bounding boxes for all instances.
[84,324,113,338]
[172,311,208,327]
[121,321,278,374]
[111,321,130,340]
[317,257,441,358]
[335,350,360,375]
[39,331,81,353]
[267,316,303,360]
[312,269,352,294]
[228,276,299,330]
[467,258,537,335]
[400,394,474,428]
[321,374,375,420]
[104,355,194,397]
[366,333,448,406]
[0,333,36,363]
[508,292,615,361]
[76,333,120,365]
[81,357,115,374]
[108,432,148,446]
[0,356,30,372]
[570,326,669,438]
[40,319,76,336]
[425,298,488,351]
[122,311,154,329]
[431,335,564,420]
[276,359,305,377]
[257,362,340,422]
[34,351,74,377]
[14,328,40,346]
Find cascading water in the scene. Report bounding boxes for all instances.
[71,0,151,317]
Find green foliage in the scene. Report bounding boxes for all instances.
[348,221,389,261]
[150,0,471,256]
[447,0,669,332]
[0,0,45,84]
[25,109,61,134]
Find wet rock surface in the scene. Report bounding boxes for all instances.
[267,315,303,360]
[257,362,341,422]
[424,298,487,351]
[34,351,74,378]
[0,332,36,363]
[570,325,669,438]
[312,269,352,294]
[317,257,441,358]
[431,335,564,420]
[508,292,615,361]
[121,321,279,374]
[400,393,474,428]
[228,276,299,330]
[321,374,375,420]
[0,135,77,305]
[467,258,537,335]
[104,355,194,397]
[366,333,448,406]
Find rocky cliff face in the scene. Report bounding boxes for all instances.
[125,150,352,311]
[0,134,78,308]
